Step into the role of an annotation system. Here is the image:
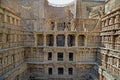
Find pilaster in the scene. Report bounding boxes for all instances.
[44,34,46,46]
[65,34,68,47]
[34,34,38,46]
[54,34,57,47]
[75,34,78,47]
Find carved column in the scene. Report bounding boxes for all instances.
[115,15,120,30]
[102,21,105,31]
[115,15,120,23]
[14,18,16,25]
[54,34,56,47]
[105,19,109,26]
[64,64,67,76]
[99,74,103,80]
[109,17,114,25]
[83,20,86,32]
[44,64,48,77]
[111,35,114,49]
[34,34,37,46]
[118,59,120,68]
[47,20,50,31]
[102,21,105,28]
[54,21,57,31]
[75,34,78,47]
[18,20,20,26]
[65,34,68,47]
[10,17,12,24]
[44,34,46,46]
[44,51,47,62]
[4,13,7,23]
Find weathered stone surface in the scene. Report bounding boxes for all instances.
[0,0,120,80]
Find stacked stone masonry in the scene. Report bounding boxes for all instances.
[97,6,120,80]
[0,0,120,80]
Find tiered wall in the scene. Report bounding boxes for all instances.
[97,8,120,80]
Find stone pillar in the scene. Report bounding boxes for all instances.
[54,64,57,76]
[53,50,56,62]
[111,35,114,49]
[71,20,74,31]
[47,20,50,31]
[44,51,47,62]
[83,20,86,32]
[44,64,48,77]
[4,11,7,23]
[93,36,96,46]
[34,34,37,46]
[15,19,17,26]
[118,59,120,68]
[86,34,89,46]
[109,17,114,25]
[64,49,68,62]
[65,34,68,47]
[102,21,105,28]
[54,21,57,31]
[74,65,79,80]
[10,17,12,24]
[54,34,57,47]
[99,74,103,80]
[75,49,78,62]
[105,19,109,26]
[18,20,20,26]
[115,15,120,23]
[44,34,46,46]
[75,35,78,47]
[64,64,67,76]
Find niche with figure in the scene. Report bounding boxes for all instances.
[57,22,65,31]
